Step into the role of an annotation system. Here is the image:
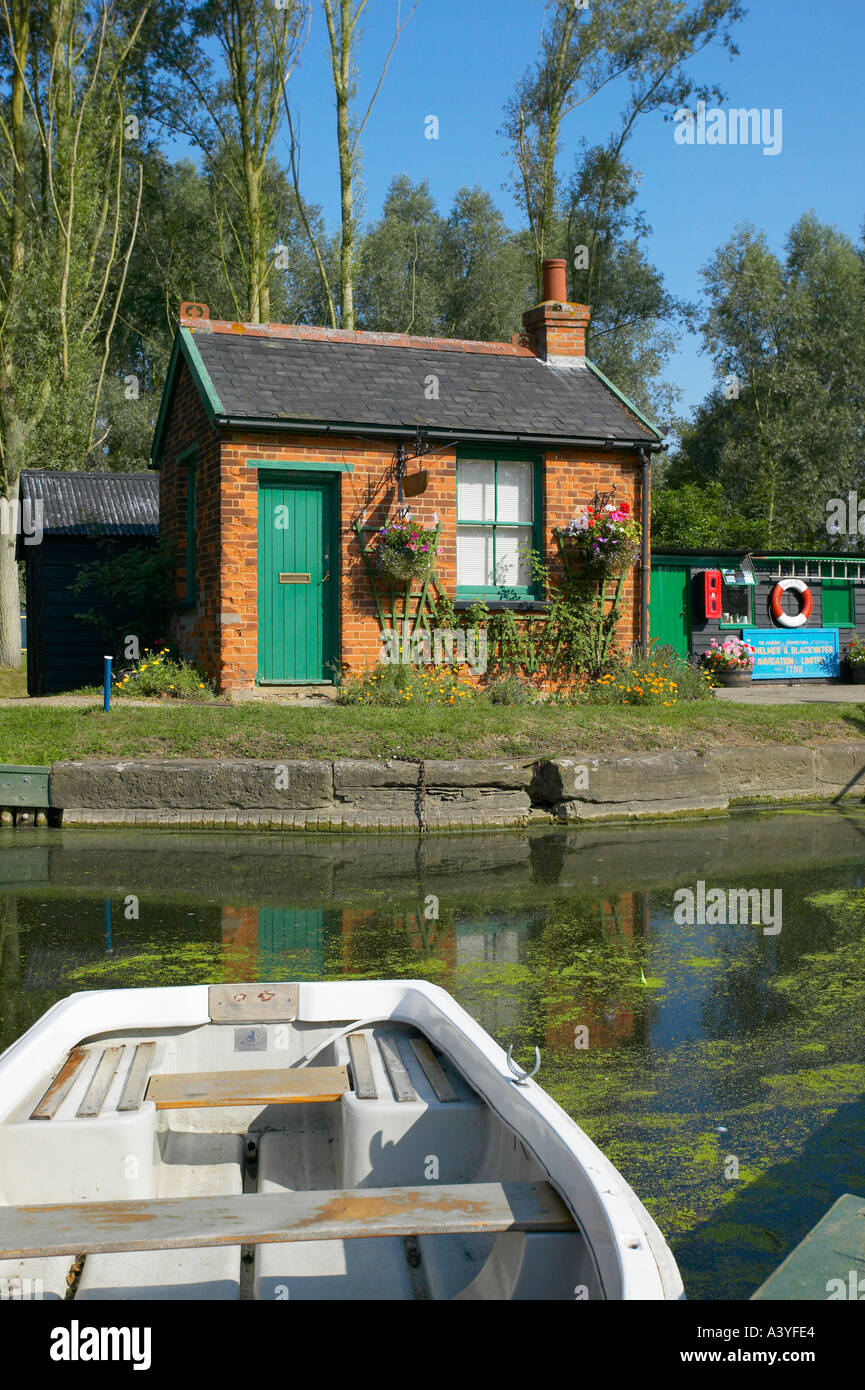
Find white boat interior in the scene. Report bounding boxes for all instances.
[0,981,683,1301]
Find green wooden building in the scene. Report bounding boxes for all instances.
[651,549,865,680]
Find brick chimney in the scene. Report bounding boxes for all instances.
[522,258,590,363]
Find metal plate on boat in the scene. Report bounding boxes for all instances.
[235,1026,267,1052]
[209,983,298,1023]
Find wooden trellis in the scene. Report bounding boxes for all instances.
[352,519,448,660]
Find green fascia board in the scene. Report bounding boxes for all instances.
[247,458,354,473]
[585,359,663,441]
[150,327,224,466]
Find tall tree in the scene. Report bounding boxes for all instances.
[311,0,417,328]
[169,0,309,324]
[562,144,694,423]
[0,0,151,667]
[503,0,743,296]
[668,214,865,548]
[355,176,443,334]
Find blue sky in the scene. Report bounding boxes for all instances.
[179,0,865,418]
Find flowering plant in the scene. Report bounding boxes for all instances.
[846,636,865,665]
[700,636,756,674]
[375,515,438,583]
[563,501,642,575]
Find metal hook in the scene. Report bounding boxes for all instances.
[506,1045,541,1085]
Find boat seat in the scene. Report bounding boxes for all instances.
[0,1183,576,1261]
[144,1066,350,1110]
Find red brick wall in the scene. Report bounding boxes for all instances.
[160,387,645,690]
[158,359,222,682]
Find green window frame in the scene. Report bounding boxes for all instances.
[179,446,197,604]
[719,578,753,628]
[456,448,543,601]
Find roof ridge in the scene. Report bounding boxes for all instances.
[182,317,535,358]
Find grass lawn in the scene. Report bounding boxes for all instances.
[0,661,26,699]
[0,695,863,764]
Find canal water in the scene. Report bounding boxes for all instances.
[1,808,864,1300]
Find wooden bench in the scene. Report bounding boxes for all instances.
[145,1066,350,1110]
[0,1183,577,1260]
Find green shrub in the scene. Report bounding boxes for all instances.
[71,538,176,650]
[114,647,216,700]
[548,644,714,707]
[335,662,478,707]
[484,674,536,705]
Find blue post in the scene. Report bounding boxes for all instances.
[103,656,112,712]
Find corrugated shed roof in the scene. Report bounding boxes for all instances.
[18,471,159,537]
[189,330,659,444]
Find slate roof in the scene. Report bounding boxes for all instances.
[18,470,159,536]
[185,328,660,446]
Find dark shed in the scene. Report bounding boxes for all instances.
[17,471,159,695]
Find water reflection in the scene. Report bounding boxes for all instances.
[1,807,864,1299]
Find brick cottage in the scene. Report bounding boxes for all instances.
[151,260,663,693]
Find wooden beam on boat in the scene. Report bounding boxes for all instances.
[76,1047,124,1119]
[0,1183,577,1259]
[30,1047,88,1121]
[117,1042,157,1112]
[409,1039,458,1103]
[378,1036,418,1103]
[145,1066,349,1110]
[347,1034,377,1100]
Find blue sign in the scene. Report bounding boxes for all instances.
[743,628,840,680]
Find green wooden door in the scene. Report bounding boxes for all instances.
[258,476,336,682]
[650,566,691,658]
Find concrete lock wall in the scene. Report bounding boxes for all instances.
[28,744,865,831]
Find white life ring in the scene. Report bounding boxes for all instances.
[770,578,812,628]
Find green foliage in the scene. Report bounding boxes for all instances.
[335,663,478,708]
[651,481,774,551]
[70,539,175,651]
[674,214,865,549]
[114,646,215,700]
[485,674,536,705]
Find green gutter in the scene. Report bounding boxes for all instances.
[180,326,223,418]
[150,328,225,466]
[585,358,663,440]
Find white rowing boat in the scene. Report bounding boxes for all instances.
[0,980,683,1301]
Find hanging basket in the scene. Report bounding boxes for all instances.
[375,547,436,586]
[563,536,641,580]
[374,518,439,587]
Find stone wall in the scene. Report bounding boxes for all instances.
[43,742,865,831]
